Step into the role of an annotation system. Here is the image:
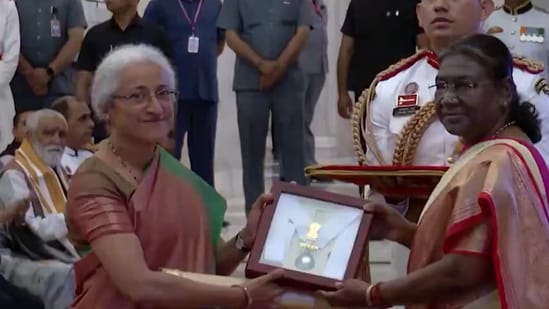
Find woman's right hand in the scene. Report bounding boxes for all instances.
[239,269,284,308]
[364,202,416,247]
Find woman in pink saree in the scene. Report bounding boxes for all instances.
[65,44,283,308]
[319,34,549,308]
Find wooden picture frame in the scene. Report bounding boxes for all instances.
[245,181,372,291]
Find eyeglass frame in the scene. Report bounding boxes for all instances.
[111,87,179,106]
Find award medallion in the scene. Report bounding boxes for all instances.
[295,221,322,270]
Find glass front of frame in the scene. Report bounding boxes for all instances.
[259,193,363,280]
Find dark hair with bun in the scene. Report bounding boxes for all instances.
[439,34,541,143]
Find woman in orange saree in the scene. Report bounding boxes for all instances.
[66,44,283,309]
[319,34,549,308]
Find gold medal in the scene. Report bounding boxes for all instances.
[295,221,322,270]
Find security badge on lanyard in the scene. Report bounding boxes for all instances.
[177,0,204,54]
[50,6,61,38]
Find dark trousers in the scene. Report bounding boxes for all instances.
[174,100,218,187]
[236,73,307,214]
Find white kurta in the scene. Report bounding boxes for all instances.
[0,0,20,151]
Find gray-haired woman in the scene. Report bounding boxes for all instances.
[65,44,283,308]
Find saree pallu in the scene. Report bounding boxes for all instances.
[408,138,549,309]
[67,149,226,308]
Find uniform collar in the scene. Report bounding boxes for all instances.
[503,0,533,15]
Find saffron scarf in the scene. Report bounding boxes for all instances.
[409,138,549,309]
[14,139,68,214]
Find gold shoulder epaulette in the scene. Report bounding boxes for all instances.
[512,55,545,74]
[351,50,437,165]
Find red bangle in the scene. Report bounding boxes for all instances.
[371,282,389,308]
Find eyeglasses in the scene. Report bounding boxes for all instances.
[430,79,493,97]
[112,88,178,106]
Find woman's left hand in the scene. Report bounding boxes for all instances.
[240,193,274,248]
[317,279,370,307]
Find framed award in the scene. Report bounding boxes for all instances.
[245,181,372,291]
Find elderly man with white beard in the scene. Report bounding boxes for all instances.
[0,109,77,309]
[0,109,74,245]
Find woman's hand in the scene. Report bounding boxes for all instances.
[365,202,416,247]
[317,279,370,307]
[239,269,284,309]
[240,193,274,248]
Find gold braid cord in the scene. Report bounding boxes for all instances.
[512,55,545,73]
[351,51,431,165]
[392,101,438,166]
[351,59,413,165]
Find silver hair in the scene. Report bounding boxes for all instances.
[90,44,176,120]
[25,109,67,134]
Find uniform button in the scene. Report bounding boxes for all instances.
[511,30,516,35]
[386,11,391,16]
[38,8,41,12]
[37,35,40,39]
[395,10,399,16]
[447,156,455,164]
[512,17,517,22]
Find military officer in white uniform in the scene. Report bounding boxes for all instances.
[483,0,549,78]
[354,0,549,176]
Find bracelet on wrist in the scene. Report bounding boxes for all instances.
[232,284,252,308]
[365,284,374,306]
[370,282,390,308]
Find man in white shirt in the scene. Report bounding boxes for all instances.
[51,96,94,178]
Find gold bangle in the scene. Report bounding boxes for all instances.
[232,285,253,308]
[365,284,374,306]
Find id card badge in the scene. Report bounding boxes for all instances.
[50,18,61,38]
[188,35,199,53]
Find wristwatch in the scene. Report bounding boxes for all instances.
[46,66,55,79]
[235,232,251,253]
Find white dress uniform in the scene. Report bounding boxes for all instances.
[0,0,20,152]
[355,50,549,167]
[483,1,549,78]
